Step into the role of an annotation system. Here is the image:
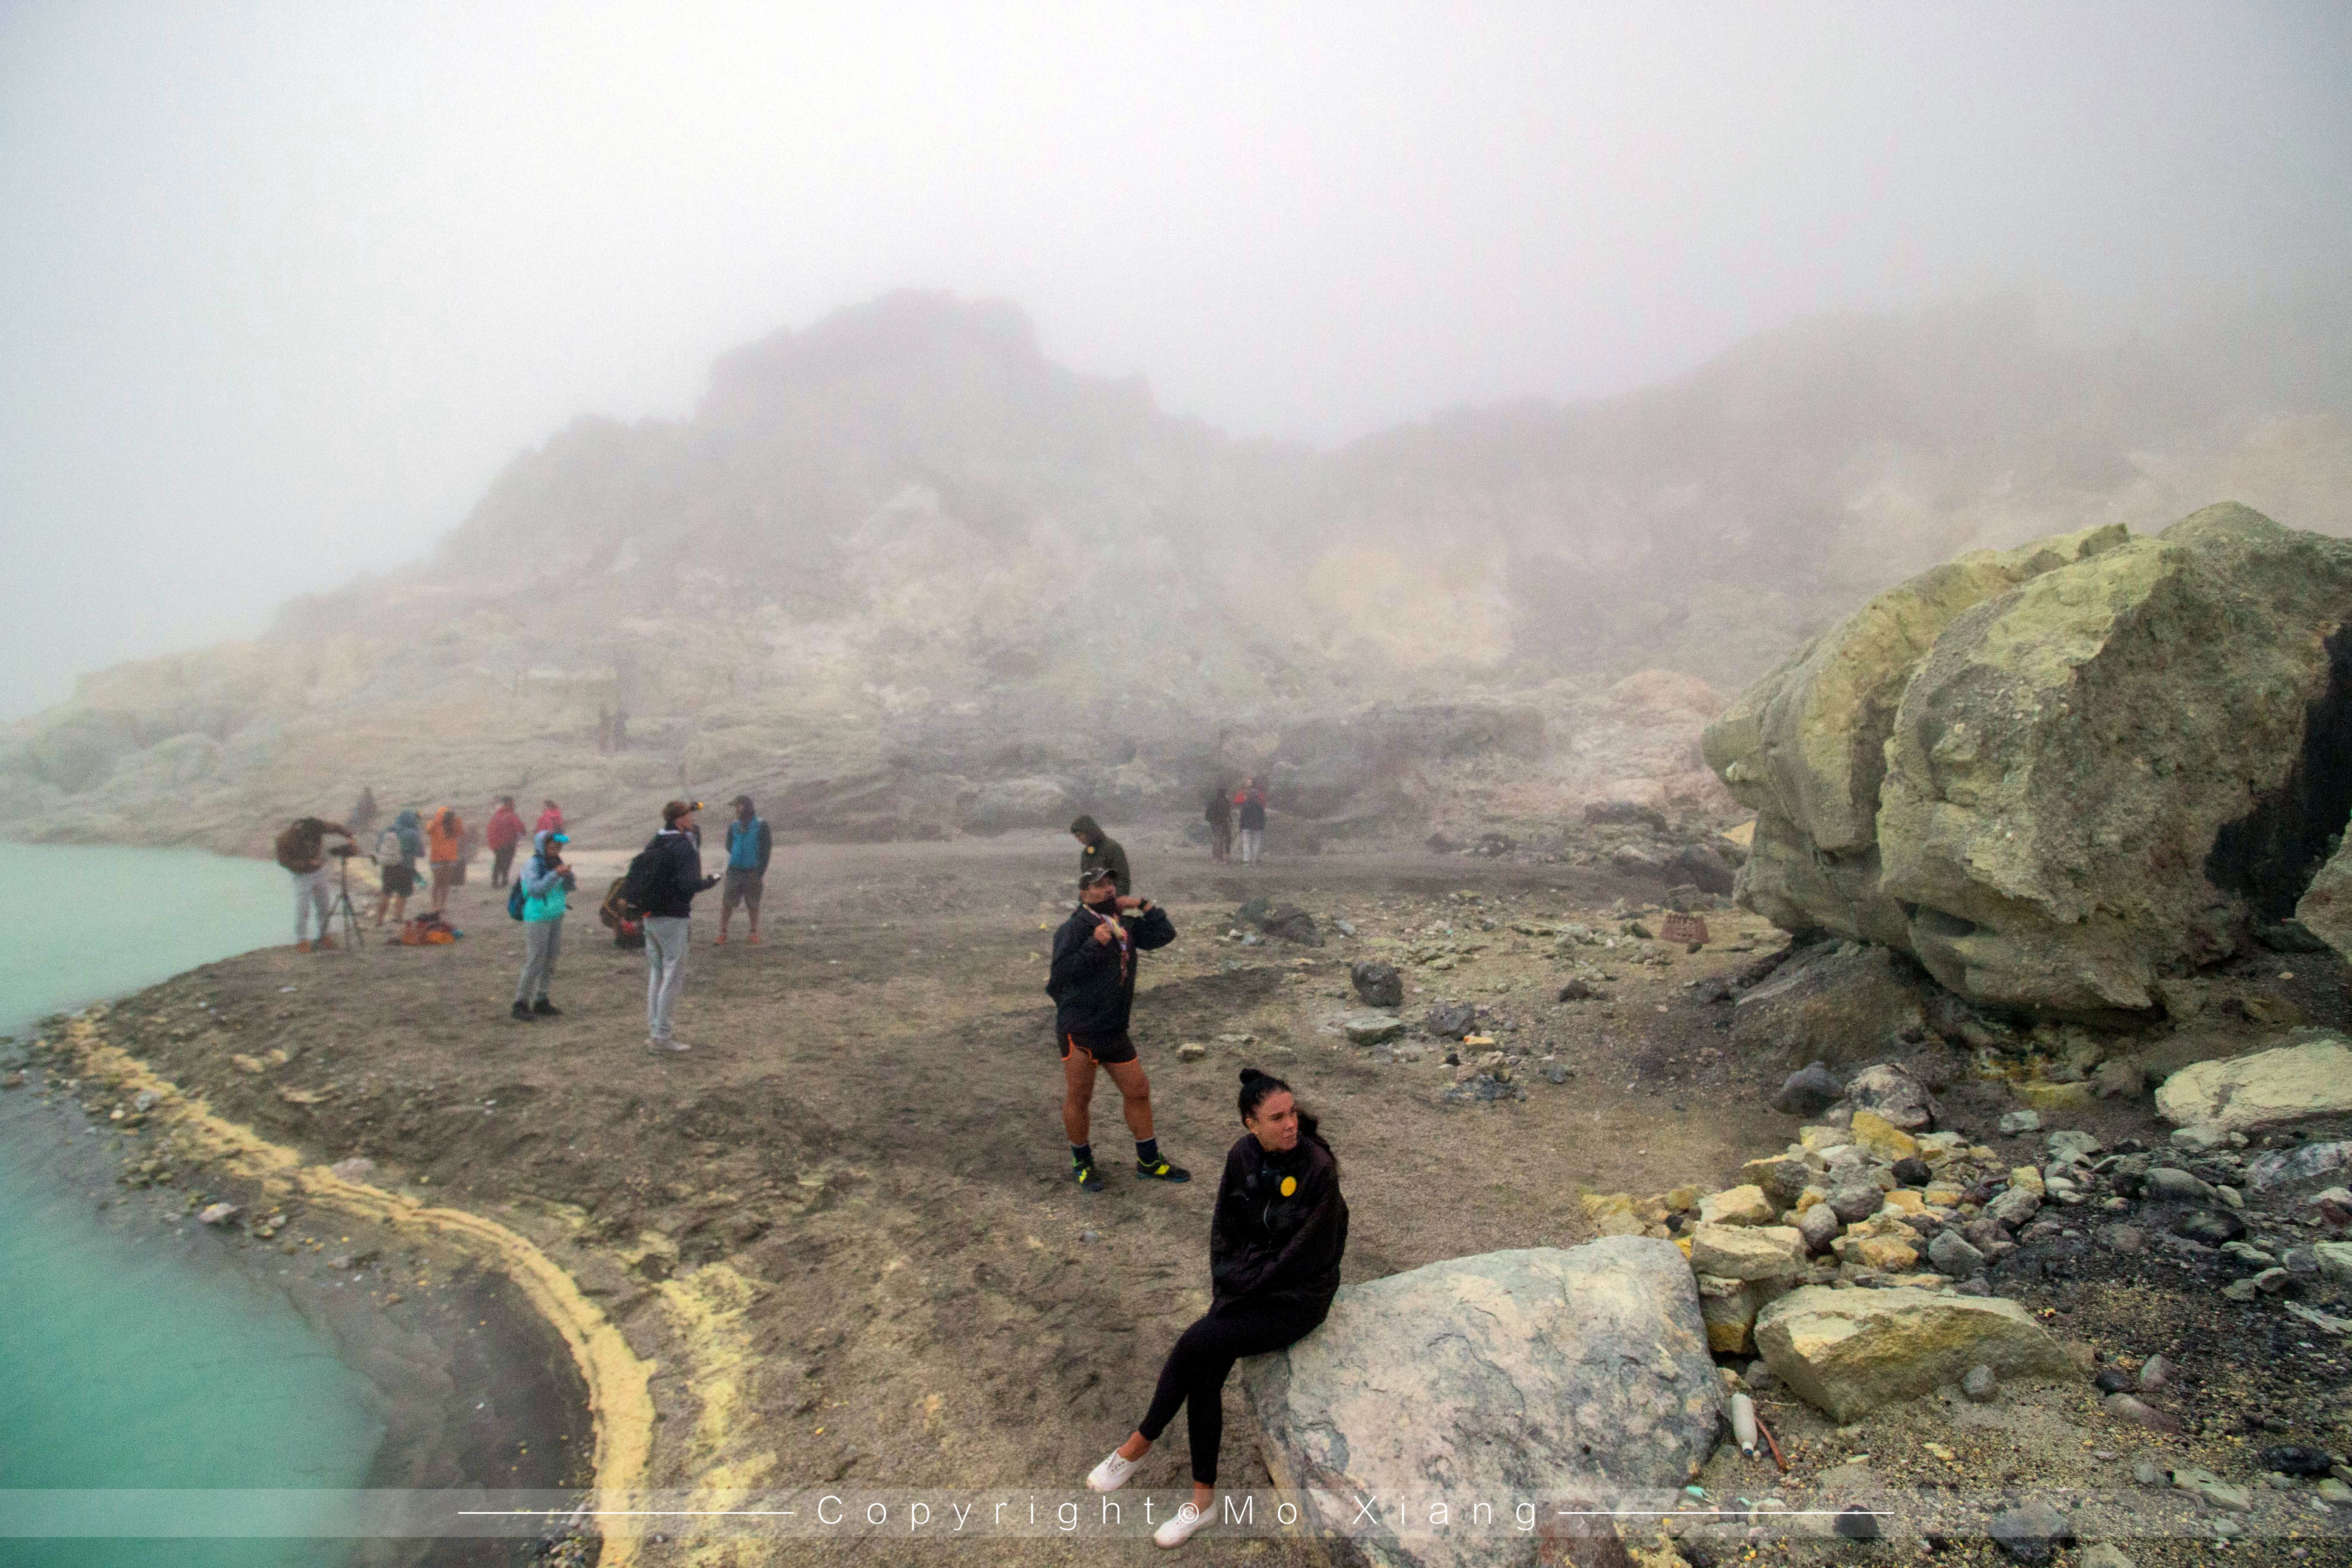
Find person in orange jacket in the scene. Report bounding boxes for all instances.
[426,806,465,915]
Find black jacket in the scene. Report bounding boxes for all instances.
[1079,835,1131,897]
[640,829,716,919]
[1210,1132,1347,1310]
[1046,900,1176,1037]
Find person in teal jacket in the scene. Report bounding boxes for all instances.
[511,830,575,1021]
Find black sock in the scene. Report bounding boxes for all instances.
[1071,1143,1093,1167]
[1136,1137,1160,1165]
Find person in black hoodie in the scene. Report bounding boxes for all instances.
[1047,864,1188,1191]
[1084,1068,1348,1549]
[641,800,718,1053]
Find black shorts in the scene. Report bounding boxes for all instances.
[1060,1029,1137,1066]
[381,864,416,896]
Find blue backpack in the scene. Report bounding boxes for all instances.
[507,867,532,921]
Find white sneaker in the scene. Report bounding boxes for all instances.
[1155,1501,1207,1548]
[646,1037,690,1053]
[1086,1450,1139,1492]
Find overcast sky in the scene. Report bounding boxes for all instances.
[3,2,2349,719]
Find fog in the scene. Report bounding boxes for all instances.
[3,1,2349,720]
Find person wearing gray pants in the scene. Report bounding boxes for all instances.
[636,800,717,1052]
[511,830,575,1021]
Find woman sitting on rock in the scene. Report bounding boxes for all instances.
[1086,1068,1349,1548]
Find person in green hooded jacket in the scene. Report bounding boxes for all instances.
[1070,815,1130,897]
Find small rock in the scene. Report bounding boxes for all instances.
[329,1157,376,1182]
[1774,1062,1844,1116]
[1795,1202,1843,1254]
[2078,1545,2135,1568]
[1998,1110,2043,1135]
[1845,1062,1939,1130]
[2170,1465,2252,1512]
[2147,1167,2214,1202]
[1960,1364,1998,1403]
[2046,1129,2101,1165]
[1986,1186,2043,1229]
[2251,1266,2292,1295]
[1078,1229,1101,1244]
[197,1203,239,1226]
[1928,1230,1985,1278]
[1424,999,1477,1039]
[2102,1225,2147,1255]
[1696,1185,1776,1227]
[0,1072,22,1090]
[2092,1367,2135,1394]
[132,1089,159,1112]
[2221,1277,2261,1302]
[1891,1156,1932,1188]
[1177,1042,1207,1061]
[1828,1185,1885,1224]
[2171,1124,2227,1154]
[1556,977,1597,1001]
[1338,1013,1404,1046]
[1987,1496,2070,1563]
[2245,1140,2352,1189]
[1349,962,1404,1008]
[1831,1506,1881,1541]
[1850,1109,1920,1162]
[2135,1354,2171,1393]
[2101,1392,2181,1434]
[2175,1208,2245,1245]
[1542,1061,1569,1085]
[2259,1445,2335,1477]
[2317,1477,2352,1504]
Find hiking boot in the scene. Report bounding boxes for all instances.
[511,1001,534,1022]
[1136,1155,1191,1183]
[1073,1158,1105,1192]
[531,998,560,1017]
[295,940,312,953]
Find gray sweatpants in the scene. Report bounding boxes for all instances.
[292,866,331,941]
[645,916,690,1042]
[515,917,563,1004]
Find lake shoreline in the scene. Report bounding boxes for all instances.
[7,999,630,1568]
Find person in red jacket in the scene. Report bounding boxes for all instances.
[535,799,564,836]
[485,796,527,888]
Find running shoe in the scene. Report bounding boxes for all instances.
[511,1001,533,1022]
[646,1037,691,1053]
[531,999,561,1017]
[713,934,727,946]
[1074,1158,1105,1192]
[1136,1156,1191,1183]
[1085,1450,1138,1492]
[1155,1501,1207,1549]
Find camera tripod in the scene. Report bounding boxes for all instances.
[329,850,367,949]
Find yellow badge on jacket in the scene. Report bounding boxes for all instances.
[1280,1176,1297,1197]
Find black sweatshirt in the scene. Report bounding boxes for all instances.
[1046,900,1176,1037]
[639,829,717,919]
[1210,1132,1348,1310]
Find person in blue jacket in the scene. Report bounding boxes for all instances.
[511,830,575,1021]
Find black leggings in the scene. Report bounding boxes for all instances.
[1137,1295,1327,1485]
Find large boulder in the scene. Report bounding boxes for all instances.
[1730,941,1928,1064]
[2297,840,2352,964]
[2153,1035,2352,1133]
[1707,504,2352,1018]
[1241,1240,1721,1568]
[1754,1286,2073,1422]
[1703,524,2129,949]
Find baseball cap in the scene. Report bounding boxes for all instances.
[662,799,701,823]
[547,832,570,845]
[1079,865,1117,888]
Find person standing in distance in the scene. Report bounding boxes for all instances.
[1234,778,1268,865]
[1048,865,1188,1191]
[273,815,353,953]
[425,806,465,914]
[485,796,527,888]
[511,829,575,1021]
[640,800,717,1052]
[716,794,772,946]
[1085,1069,1348,1548]
[1069,814,1130,896]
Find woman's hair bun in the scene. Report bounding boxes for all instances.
[1239,1067,1271,1086]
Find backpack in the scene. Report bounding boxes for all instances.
[507,873,529,922]
[613,837,665,920]
[273,820,317,873]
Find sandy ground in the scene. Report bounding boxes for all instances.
[22,827,2352,1567]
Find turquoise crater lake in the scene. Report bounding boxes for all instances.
[0,842,386,1568]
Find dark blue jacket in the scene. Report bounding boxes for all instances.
[640,829,716,919]
[1047,900,1176,1037]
